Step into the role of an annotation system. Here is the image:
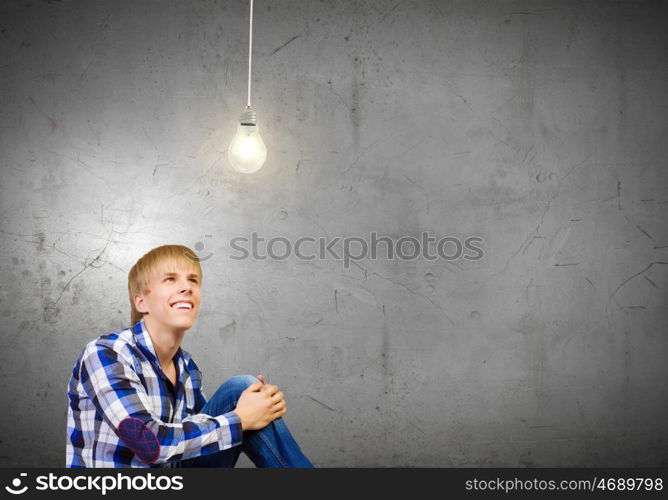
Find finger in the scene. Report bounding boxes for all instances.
[264,384,279,396]
[270,391,284,405]
[271,400,287,413]
[245,382,264,392]
[256,375,266,384]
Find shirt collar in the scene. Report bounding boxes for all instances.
[132,318,184,376]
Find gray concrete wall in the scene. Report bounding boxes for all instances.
[1,0,667,467]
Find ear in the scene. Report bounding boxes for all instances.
[134,293,149,314]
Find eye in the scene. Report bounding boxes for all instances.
[165,277,175,281]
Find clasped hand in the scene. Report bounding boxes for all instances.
[233,374,287,431]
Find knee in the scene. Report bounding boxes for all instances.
[211,375,260,406]
[224,374,260,392]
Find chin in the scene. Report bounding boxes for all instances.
[171,317,196,329]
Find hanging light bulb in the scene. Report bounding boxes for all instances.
[228,0,267,174]
[228,106,267,174]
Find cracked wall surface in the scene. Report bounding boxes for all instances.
[1,0,667,467]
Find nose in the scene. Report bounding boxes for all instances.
[179,279,192,293]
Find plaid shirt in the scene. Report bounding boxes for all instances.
[66,319,242,468]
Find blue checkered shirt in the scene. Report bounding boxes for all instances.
[66,319,242,467]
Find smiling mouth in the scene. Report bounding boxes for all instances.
[170,301,194,311]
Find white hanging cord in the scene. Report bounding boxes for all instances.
[247,0,253,108]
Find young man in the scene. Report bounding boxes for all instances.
[66,244,313,468]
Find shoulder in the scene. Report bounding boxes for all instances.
[79,326,138,366]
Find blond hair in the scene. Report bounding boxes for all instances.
[127,244,202,325]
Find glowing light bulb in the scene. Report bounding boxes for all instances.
[228,106,267,174]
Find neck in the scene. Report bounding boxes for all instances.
[142,315,185,369]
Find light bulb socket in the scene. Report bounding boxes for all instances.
[239,106,257,125]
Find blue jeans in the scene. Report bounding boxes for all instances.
[172,375,314,468]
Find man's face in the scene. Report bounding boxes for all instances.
[134,262,201,332]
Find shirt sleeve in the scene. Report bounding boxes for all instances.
[190,360,208,414]
[195,382,208,414]
[79,342,242,466]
